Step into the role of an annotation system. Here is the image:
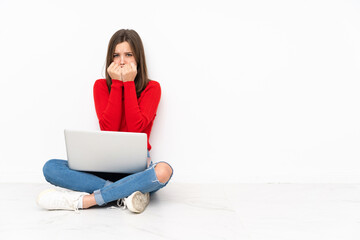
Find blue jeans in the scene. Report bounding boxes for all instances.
[42,151,173,206]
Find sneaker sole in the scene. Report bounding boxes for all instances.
[37,188,89,211]
[129,191,150,213]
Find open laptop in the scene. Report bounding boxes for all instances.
[64,129,148,174]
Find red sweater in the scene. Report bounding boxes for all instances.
[93,79,161,150]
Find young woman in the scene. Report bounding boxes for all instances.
[37,29,173,213]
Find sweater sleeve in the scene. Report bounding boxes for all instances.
[93,79,123,131]
[123,81,161,132]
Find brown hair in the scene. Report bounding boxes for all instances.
[105,29,149,97]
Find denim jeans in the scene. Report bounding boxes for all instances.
[42,151,173,206]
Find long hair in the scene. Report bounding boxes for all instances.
[105,29,149,97]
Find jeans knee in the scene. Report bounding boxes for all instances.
[154,162,173,184]
[43,159,63,181]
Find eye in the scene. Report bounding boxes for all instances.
[113,54,119,58]
[126,53,133,57]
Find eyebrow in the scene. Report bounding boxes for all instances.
[113,52,133,54]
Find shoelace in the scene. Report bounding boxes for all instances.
[63,192,80,213]
[116,198,127,210]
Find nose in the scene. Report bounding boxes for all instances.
[120,55,125,66]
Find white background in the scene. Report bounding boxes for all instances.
[0,0,359,183]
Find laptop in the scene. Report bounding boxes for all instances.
[64,129,148,174]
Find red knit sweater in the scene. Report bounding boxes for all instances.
[93,79,161,150]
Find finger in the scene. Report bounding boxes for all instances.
[108,62,117,73]
[127,63,133,72]
[122,64,130,73]
[131,62,138,73]
[114,64,121,72]
[113,68,121,80]
[107,62,113,72]
[119,68,123,80]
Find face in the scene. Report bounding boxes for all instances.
[112,41,137,68]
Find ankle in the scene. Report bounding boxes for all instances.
[82,194,96,209]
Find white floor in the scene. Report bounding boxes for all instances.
[1,182,360,240]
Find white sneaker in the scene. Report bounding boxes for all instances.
[37,188,89,212]
[117,191,150,213]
